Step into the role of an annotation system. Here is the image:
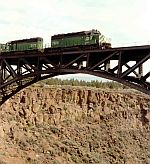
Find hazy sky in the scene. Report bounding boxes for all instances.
[1,0,150,45]
[0,0,149,81]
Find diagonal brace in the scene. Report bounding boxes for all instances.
[3,59,17,78]
[124,64,139,77]
[89,51,119,70]
[63,53,86,68]
[20,58,37,72]
[142,71,150,81]
[121,53,150,78]
[41,57,58,68]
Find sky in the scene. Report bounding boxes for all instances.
[0,0,150,81]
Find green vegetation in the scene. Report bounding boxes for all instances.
[38,78,129,89]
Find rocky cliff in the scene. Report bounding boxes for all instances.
[0,85,150,163]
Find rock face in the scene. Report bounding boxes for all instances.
[0,85,150,163]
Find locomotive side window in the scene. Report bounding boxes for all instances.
[85,36,90,41]
[31,43,37,48]
[52,41,59,46]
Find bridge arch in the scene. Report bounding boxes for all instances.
[0,67,149,105]
[0,45,149,105]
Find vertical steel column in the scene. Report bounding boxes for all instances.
[86,53,90,68]
[104,61,110,71]
[117,52,122,77]
[138,63,143,78]
[17,59,22,85]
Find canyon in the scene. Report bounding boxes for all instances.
[0,85,149,163]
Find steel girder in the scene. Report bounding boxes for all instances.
[0,45,149,105]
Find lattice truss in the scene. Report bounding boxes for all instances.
[0,47,149,104]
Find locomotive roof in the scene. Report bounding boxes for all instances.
[7,37,43,44]
[52,29,101,39]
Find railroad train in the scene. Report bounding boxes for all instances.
[0,29,111,52]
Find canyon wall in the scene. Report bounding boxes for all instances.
[0,86,149,163]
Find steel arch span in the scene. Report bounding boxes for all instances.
[0,45,150,105]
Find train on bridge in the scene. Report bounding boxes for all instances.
[0,29,111,53]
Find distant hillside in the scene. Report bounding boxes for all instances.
[55,74,108,82]
[38,77,129,90]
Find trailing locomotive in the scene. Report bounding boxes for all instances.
[5,37,43,52]
[0,29,111,53]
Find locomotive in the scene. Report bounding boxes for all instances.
[0,29,111,52]
[4,37,43,52]
[51,29,111,49]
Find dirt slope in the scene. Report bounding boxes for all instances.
[0,86,149,164]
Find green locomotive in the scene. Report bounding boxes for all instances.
[51,29,111,49]
[0,29,111,53]
[5,37,43,52]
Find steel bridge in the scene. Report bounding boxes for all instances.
[0,45,150,105]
